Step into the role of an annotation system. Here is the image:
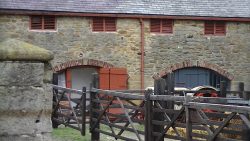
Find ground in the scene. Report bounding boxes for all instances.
[52,124,179,141]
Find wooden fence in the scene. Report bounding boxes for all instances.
[51,85,87,135]
[52,74,250,141]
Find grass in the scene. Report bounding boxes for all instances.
[51,123,145,141]
[52,127,90,141]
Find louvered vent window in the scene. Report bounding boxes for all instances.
[30,16,56,30]
[205,21,226,35]
[92,17,116,32]
[150,19,173,34]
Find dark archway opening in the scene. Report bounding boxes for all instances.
[164,67,230,89]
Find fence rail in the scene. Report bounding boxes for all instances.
[51,85,87,135]
[51,76,250,141]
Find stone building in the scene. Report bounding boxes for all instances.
[0,0,250,91]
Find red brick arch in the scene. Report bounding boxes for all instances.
[153,60,234,80]
[52,58,114,72]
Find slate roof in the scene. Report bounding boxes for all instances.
[0,0,250,18]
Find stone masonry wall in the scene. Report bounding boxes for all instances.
[143,20,250,90]
[0,15,249,90]
[0,15,142,89]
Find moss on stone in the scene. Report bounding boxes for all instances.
[0,39,53,61]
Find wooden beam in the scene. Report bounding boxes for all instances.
[155,107,185,141]
[117,97,142,141]
[81,87,86,136]
[92,88,144,100]
[188,102,250,113]
[185,96,192,141]
[208,112,236,141]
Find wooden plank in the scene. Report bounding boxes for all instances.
[91,97,115,132]
[117,101,145,137]
[52,85,84,95]
[150,94,246,104]
[92,99,110,104]
[92,88,144,100]
[81,87,86,136]
[188,102,250,113]
[116,90,146,93]
[95,95,117,139]
[92,118,145,135]
[109,104,144,111]
[153,78,167,141]
[150,95,185,101]
[90,73,100,141]
[145,89,153,141]
[220,81,227,97]
[197,110,215,135]
[65,94,81,129]
[185,96,192,141]
[208,112,236,141]
[155,101,181,137]
[239,114,250,128]
[152,107,178,114]
[125,99,139,106]
[116,97,142,141]
[95,128,138,141]
[155,107,185,141]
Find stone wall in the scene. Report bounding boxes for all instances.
[0,39,53,141]
[0,15,249,90]
[143,20,250,89]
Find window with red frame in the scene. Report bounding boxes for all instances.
[150,19,173,34]
[204,21,226,35]
[30,16,56,30]
[92,17,116,32]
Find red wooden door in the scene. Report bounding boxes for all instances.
[99,68,128,90]
[99,68,128,117]
[65,69,72,88]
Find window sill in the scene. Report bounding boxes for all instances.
[92,31,117,33]
[29,29,57,32]
[204,34,226,36]
[150,32,173,35]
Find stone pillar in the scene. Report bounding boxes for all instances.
[0,39,54,141]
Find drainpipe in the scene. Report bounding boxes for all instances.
[139,18,145,90]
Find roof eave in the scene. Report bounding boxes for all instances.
[1,9,250,22]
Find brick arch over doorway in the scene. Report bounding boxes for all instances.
[52,58,114,72]
[153,60,234,80]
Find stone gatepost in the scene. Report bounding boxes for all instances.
[0,39,54,141]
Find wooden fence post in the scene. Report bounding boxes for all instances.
[185,95,192,141]
[220,81,226,97]
[90,73,100,141]
[240,83,248,100]
[153,78,166,141]
[145,89,153,141]
[81,87,86,136]
[166,73,174,114]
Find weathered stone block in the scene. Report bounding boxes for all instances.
[0,133,52,141]
[0,86,50,111]
[0,62,44,86]
[0,113,52,136]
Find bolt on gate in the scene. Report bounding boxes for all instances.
[52,74,250,141]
